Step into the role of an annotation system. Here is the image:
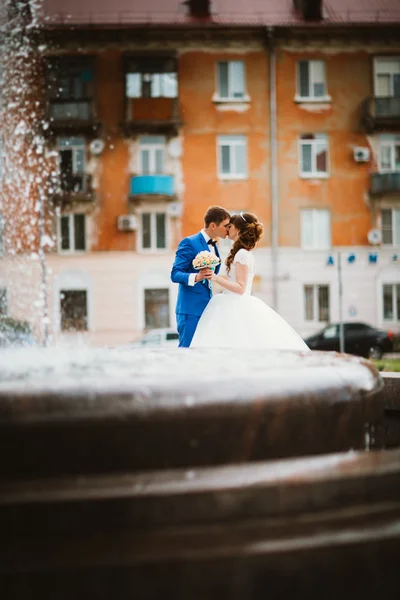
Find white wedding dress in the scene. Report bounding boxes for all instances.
[190,248,309,350]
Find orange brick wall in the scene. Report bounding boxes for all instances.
[276,49,373,247]
[178,50,271,243]
[93,49,133,252]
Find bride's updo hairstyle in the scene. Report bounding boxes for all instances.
[226,212,264,274]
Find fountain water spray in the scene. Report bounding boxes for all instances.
[0,0,58,346]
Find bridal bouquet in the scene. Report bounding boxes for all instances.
[192,250,220,284]
[192,250,220,271]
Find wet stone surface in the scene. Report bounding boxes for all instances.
[1,347,398,600]
[0,347,384,477]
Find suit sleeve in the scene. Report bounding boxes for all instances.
[171,238,195,286]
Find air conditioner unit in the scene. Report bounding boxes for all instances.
[353,147,370,163]
[367,228,382,245]
[118,215,138,232]
[89,138,105,156]
[167,202,182,218]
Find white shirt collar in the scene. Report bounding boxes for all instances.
[201,229,210,243]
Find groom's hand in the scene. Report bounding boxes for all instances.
[195,268,212,282]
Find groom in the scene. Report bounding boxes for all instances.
[171,205,231,347]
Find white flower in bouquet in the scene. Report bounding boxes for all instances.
[192,250,220,270]
[192,251,220,285]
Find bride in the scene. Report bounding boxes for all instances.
[190,212,309,350]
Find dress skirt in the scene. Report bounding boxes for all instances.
[190,293,309,350]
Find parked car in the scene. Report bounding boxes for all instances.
[122,328,179,349]
[304,322,394,359]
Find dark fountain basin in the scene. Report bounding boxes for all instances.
[0,347,399,598]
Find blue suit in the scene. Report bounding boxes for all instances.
[171,232,221,347]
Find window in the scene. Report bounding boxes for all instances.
[374,58,400,97]
[60,290,88,332]
[0,214,4,255]
[382,209,400,246]
[299,134,328,177]
[141,212,167,251]
[379,135,400,172]
[304,284,330,322]
[125,56,178,99]
[0,288,7,316]
[383,284,400,321]
[144,288,170,329]
[301,209,331,249]
[217,135,247,179]
[139,136,165,175]
[58,213,86,252]
[297,60,327,100]
[46,57,94,121]
[57,137,86,193]
[322,324,337,339]
[345,323,371,333]
[216,61,246,100]
[126,73,177,98]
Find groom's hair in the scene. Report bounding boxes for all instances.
[204,206,230,227]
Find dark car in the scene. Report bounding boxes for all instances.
[304,322,394,359]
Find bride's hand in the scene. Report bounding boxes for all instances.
[210,272,219,282]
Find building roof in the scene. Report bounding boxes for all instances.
[41,0,400,28]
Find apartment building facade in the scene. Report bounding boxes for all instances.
[0,0,399,346]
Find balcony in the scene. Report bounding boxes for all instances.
[362,96,400,132]
[52,174,94,204]
[48,99,99,135]
[44,56,100,135]
[370,172,400,196]
[130,175,175,199]
[123,97,181,136]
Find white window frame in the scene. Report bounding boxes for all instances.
[379,136,400,172]
[381,208,400,246]
[215,60,248,102]
[137,208,170,253]
[304,284,330,323]
[382,283,400,322]
[217,135,248,180]
[300,209,331,250]
[57,213,87,254]
[57,137,86,176]
[299,134,329,178]
[139,136,165,175]
[374,57,400,97]
[126,72,178,99]
[143,287,171,330]
[59,288,89,333]
[295,60,330,102]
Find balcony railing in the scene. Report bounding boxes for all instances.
[53,174,94,203]
[362,96,400,132]
[130,175,174,197]
[370,172,400,196]
[374,96,400,118]
[124,97,181,135]
[47,99,99,133]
